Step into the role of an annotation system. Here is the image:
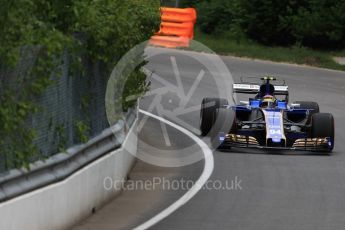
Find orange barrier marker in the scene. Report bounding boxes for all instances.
[157,22,195,39]
[149,36,190,48]
[161,7,197,23]
[149,7,197,48]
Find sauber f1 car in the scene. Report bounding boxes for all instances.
[200,76,335,153]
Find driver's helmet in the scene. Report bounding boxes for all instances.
[261,95,276,108]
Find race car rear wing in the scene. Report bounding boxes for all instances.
[233,83,289,95]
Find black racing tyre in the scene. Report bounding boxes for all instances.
[200,98,228,136]
[210,108,235,150]
[215,98,229,108]
[311,113,335,152]
[294,101,319,124]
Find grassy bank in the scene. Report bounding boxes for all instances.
[194,29,345,71]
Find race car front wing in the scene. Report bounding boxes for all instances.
[219,134,332,152]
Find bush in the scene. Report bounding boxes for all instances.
[290,0,345,48]
[239,0,308,46]
[0,0,160,169]
[195,0,345,49]
[180,0,201,7]
[197,0,242,35]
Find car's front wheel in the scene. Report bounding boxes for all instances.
[200,98,228,136]
[311,113,335,152]
[210,108,236,150]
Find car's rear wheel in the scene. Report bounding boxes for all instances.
[200,98,228,136]
[311,113,334,152]
[210,108,235,150]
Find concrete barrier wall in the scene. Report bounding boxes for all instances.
[0,119,137,230]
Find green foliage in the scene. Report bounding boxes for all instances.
[0,0,160,170]
[289,0,345,48]
[122,66,151,111]
[196,0,345,49]
[180,0,201,7]
[162,0,200,8]
[0,91,38,170]
[75,0,160,67]
[195,29,345,71]
[54,124,67,153]
[75,121,90,144]
[240,0,304,46]
[197,0,243,35]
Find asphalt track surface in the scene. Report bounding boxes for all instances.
[74,47,345,230]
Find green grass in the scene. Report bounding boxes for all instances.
[193,29,345,71]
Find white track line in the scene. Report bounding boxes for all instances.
[134,109,214,230]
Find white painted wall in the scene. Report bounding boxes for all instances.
[0,120,137,230]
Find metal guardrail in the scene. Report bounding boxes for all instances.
[0,109,137,203]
